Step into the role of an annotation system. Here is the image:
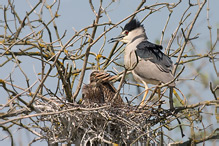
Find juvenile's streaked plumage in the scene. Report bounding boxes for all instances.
[82,71,124,106]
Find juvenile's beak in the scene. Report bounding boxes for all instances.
[108,34,125,43]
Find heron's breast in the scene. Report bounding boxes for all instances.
[124,48,138,69]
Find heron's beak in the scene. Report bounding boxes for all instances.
[108,34,125,43]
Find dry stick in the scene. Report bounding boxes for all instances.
[28,31,85,106]
[3,6,13,35]
[26,18,100,106]
[169,1,207,110]
[0,31,36,57]
[165,5,191,55]
[0,105,110,125]
[206,0,219,77]
[209,82,218,100]
[0,80,38,110]
[102,42,119,70]
[2,14,61,102]
[194,129,219,144]
[46,1,73,100]
[7,0,22,23]
[72,2,102,101]
[131,113,182,145]
[11,121,42,137]
[160,1,188,47]
[102,43,124,70]
[173,0,207,75]
[102,47,125,70]
[112,69,127,102]
[0,108,30,119]
[89,0,98,16]
[4,1,100,106]
[26,15,46,95]
[130,0,146,20]
[0,125,14,146]
[141,5,166,23]
[160,12,172,46]
[11,0,42,41]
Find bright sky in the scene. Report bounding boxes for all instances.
[0,0,218,145]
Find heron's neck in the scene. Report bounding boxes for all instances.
[124,36,146,69]
[130,34,147,44]
[126,35,146,52]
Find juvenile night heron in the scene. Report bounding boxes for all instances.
[109,19,175,107]
[82,71,124,106]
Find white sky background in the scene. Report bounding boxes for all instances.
[0,0,218,145]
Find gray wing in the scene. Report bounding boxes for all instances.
[136,40,173,73]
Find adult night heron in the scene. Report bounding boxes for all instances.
[109,19,175,107]
[82,71,124,106]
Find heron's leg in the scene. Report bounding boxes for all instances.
[140,82,149,106]
[169,87,174,110]
[158,87,161,100]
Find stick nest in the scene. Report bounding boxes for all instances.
[33,98,179,145]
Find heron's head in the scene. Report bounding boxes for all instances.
[90,71,100,83]
[89,70,110,83]
[109,19,147,44]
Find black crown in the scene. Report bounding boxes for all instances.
[123,19,143,31]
